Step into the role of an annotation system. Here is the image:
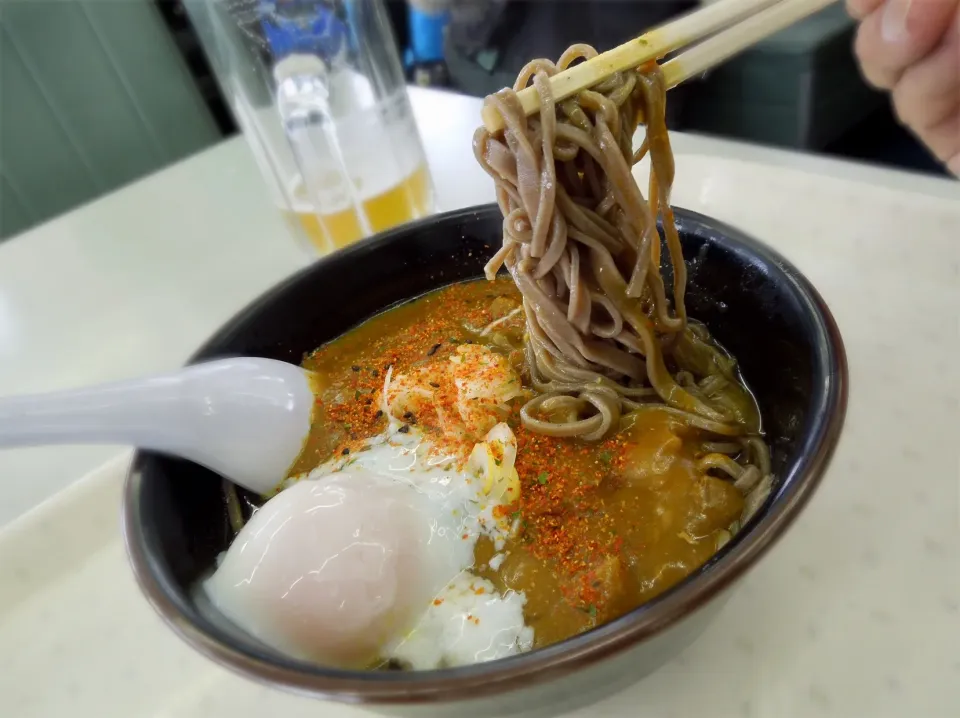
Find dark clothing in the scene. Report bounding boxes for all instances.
[445,0,698,98]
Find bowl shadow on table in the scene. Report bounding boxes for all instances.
[126,204,846,717]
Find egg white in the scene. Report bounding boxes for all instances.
[203,421,531,670]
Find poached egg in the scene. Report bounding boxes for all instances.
[203,422,531,669]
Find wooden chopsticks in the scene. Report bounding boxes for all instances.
[480,0,840,133]
[661,0,839,90]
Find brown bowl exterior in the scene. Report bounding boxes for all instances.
[123,205,847,716]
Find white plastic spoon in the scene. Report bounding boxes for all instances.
[0,358,317,495]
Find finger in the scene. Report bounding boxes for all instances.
[854,0,959,89]
[892,25,960,132]
[855,21,900,87]
[847,0,884,20]
[922,112,960,172]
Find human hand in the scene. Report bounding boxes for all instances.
[847,0,959,175]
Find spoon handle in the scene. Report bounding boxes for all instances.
[0,374,196,450]
[0,358,315,494]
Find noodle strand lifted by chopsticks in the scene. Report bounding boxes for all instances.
[474,46,747,440]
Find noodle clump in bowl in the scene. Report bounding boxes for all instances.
[474,45,772,516]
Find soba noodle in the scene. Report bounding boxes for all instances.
[475,46,773,520]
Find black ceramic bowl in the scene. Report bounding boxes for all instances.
[123,205,846,717]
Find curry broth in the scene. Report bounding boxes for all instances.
[291,278,751,649]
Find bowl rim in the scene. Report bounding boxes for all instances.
[122,203,848,705]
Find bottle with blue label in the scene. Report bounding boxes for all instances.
[405,0,450,87]
[186,0,435,254]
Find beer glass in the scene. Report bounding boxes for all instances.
[186,0,435,254]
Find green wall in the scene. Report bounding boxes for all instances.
[0,0,221,239]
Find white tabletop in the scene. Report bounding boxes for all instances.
[0,87,957,530]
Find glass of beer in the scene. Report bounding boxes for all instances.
[185,0,435,254]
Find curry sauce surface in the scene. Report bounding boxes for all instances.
[293,278,746,648]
